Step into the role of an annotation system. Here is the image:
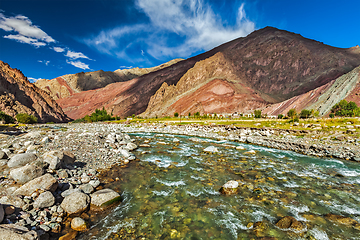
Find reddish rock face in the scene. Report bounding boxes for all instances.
[54,27,360,119]
[0,61,70,123]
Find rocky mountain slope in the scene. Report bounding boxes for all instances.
[263,65,360,116]
[48,27,360,119]
[35,59,183,100]
[0,61,70,123]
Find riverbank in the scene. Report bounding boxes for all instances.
[118,122,360,162]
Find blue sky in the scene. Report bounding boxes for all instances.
[0,0,359,82]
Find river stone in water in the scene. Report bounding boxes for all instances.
[0,224,38,240]
[13,173,58,196]
[203,146,219,153]
[90,188,121,208]
[33,191,55,209]
[219,180,239,195]
[7,153,37,168]
[71,217,87,231]
[9,164,44,184]
[276,216,305,231]
[125,142,137,151]
[61,192,90,215]
[325,213,360,228]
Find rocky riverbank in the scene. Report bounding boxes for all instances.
[0,123,138,239]
[118,122,360,162]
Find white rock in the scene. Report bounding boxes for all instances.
[7,153,37,168]
[203,146,219,153]
[235,146,246,150]
[223,180,239,189]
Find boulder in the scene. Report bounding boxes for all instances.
[0,224,38,240]
[61,188,83,198]
[125,142,137,151]
[244,150,256,154]
[13,173,58,196]
[43,151,75,170]
[0,203,4,223]
[275,216,305,232]
[325,213,360,229]
[219,180,239,195]
[7,153,37,168]
[79,184,94,194]
[0,195,26,208]
[61,192,90,215]
[0,150,8,159]
[236,146,246,150]
[10,164,44,184]
[90,188,121,208]
[203,146,219,153]
[119,149,131,158]
[71,217,87,231]
[33,191,55,209]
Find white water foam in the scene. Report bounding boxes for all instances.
[156,179,186,187]
[215,211,248,238]
[186,190,203,197]
[308,227,329,240]
[152,190,174,196]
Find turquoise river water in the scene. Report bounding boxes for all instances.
[79,132,360,240]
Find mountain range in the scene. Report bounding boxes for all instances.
[2,27,360,121]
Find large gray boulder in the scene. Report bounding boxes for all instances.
[60,192,90,215]
[9,164,44,184]
[0,195,26,208]
[33,191,55,209]
[0,203,4,223]
[0,224,38,240]
[13,173,58,196]
[43,151,75,169]
[90,188,121,208]
[7,153,37,168]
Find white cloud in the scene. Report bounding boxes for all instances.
[38,60,50,66]
[66,60,90,70]
[65,50,91,60]
[4,34,46,47]
[84,0,255,60]
[52,47,65,52]
[28,77,42,83]
[0,12,55,47]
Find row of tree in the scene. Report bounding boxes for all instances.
[254,100,360,119]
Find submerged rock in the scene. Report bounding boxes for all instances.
[219,180,239,195]
[71,217,87,231]
[276,216,305,232]
[203,146,219,153]
[325,213,360,229]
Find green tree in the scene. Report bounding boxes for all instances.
[254,110,262,118]
[331,100,360,117]
[174,112,179,117]
[0,111,15,124]
[300,109,311,118]
[329,113,335,118]
[287,109,297,120]
[278,114,284,119]
[16,113,38,124]
[194,112,200,118]
[188,112,191,118]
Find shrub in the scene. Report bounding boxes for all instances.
[278,114,284,119]
[287,109,297,119]
[174,112,179,117]
[188,112,191,118]
[329,113,335,118]
[16,113,37,124]
[300,109,312,118]
[254,110,262,118]
[331,100,360,117]
[0,111,15,124]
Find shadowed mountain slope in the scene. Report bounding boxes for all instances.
[0,61,70,123]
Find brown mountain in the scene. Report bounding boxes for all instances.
[0,61,70,123]
[53,27,360,119]
[263,65,360,116]
[35,58,183,100]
